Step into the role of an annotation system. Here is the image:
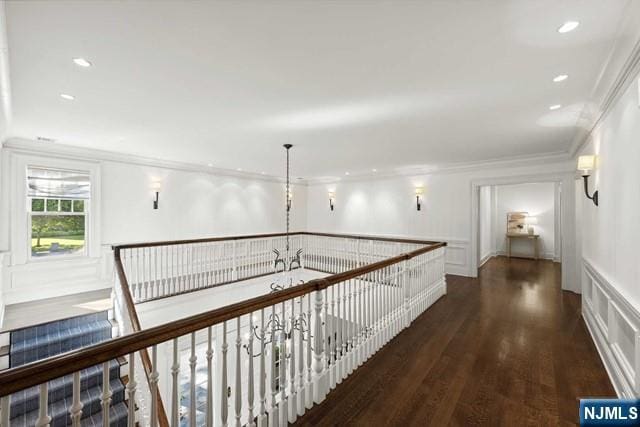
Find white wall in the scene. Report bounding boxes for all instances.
[578,72,640,307]
[493,182,556,260]
[306,159,576,283]
[478,185,493,265]
[101,161,306,244]
[0,141,307,306]
[577,64,640,397]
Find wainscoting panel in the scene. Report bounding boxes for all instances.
[2,245,113,305]
[443,240,469,276]
[582,258,640,397]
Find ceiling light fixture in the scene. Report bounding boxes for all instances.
[73,58,92,67]
[553,74,568,82]
[372,168,377,172]
[558,21,579,33]
[549,104,562,110]
[60,94,75,100]
[345,172,350,176]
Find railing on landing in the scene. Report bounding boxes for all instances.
[0,232,447,427]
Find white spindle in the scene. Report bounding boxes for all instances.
[330,283,337,390]
[35,383,51,427]
[288,297,297,423]
[190,332,197,427]
[278,303,287,427]
[313,289,326,403]
[207,327,214,427]
[235,317,242,427]
[269,306,277,427]
[248,314,255,427]
[305,291,313,409]
[297,296,305,416]
[101,361,112,427]
[340,279,347,382]
[70,371,83,426]
[171,338,180,426]
[150,345,159,427]
[221,321,229,427]
[258,309,267,427]
[127,353,136,427]
[1,396,10,427]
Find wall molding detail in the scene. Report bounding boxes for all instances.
[582,257,640,398]
[2,138,291,184]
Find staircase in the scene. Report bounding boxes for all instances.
[7,312,129,427]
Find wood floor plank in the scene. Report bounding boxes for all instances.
[294,257,615,426]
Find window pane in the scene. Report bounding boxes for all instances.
[73,200,85,212]
[31,215,85,257]
[31,199,45,212]
[46,199,59,212]
[60,199,72,212]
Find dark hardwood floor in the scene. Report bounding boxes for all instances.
[295,256,615,426]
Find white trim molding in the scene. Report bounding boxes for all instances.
[582,257,640,398]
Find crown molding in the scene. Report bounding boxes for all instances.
[305,151,573,185]
[1,137,301,185]
[569,3,640,158]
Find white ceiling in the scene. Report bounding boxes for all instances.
[1,0,636,179]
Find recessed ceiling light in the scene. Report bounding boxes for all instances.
[237,168,242,171]
[558,21,579,33]
[549,104,562,110]
[553,74,568,82]
[60,93,75,100]
[73,58,92,67]
[261,171,266,175]
[207,163,213,167]
[345,171,350,175]
[372,168,377,172]
[37,136,56,142]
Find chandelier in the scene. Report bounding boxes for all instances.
[244,144,310,357]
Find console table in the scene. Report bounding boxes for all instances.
[506,233,539,260]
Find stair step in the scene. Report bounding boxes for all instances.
[10,312,109,344]
[9,378,125,427]
[80,401,129,427]
[10,320,112,367]
[9,359,122,415]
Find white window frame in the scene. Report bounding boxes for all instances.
[9,153,101,266]
[28,192,90,261]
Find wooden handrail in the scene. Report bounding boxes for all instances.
[113,250,170,426]
[0,235,446,398]
[111,231,443,250]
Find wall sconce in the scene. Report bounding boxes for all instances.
[152,181,161,209]
[328,191,335,211]
[578,155,598,206]
[415,187,424,211]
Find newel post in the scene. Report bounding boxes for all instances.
[313,283,327,403]
[403,257,411,329]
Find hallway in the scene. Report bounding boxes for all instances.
[295,257,615,426]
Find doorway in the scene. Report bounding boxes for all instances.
[470,173,578,293]
[477,182,561,266]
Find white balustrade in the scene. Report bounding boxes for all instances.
[0,236,445,427]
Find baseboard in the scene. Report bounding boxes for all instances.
[479,252,494,268]
[582,258,640,398]
[495,250,555,260]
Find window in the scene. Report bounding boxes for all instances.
[27,167,90,258]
